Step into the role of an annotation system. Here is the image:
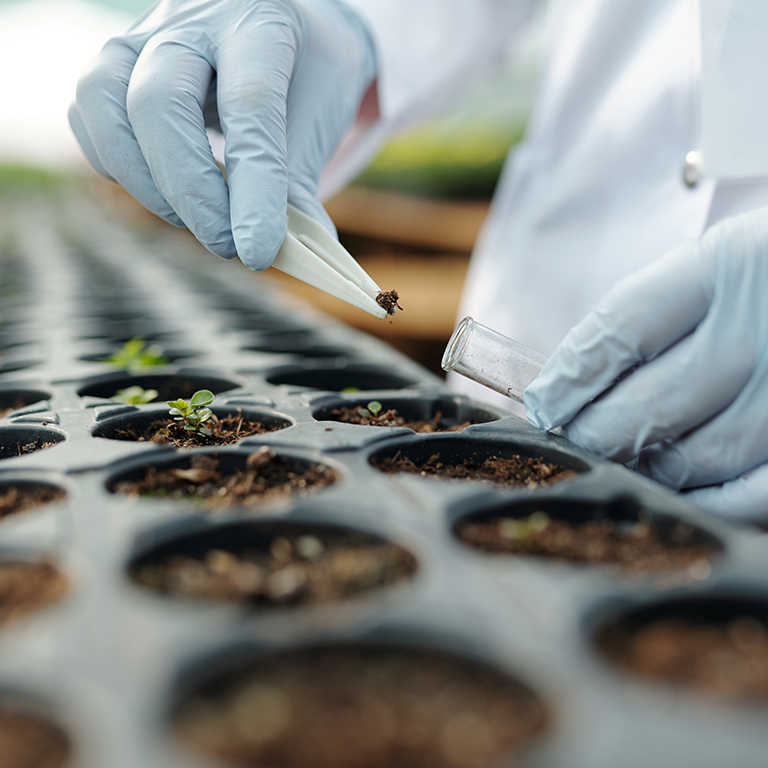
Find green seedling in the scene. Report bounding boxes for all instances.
[103,337,169,371]
[167,389,215,436]
[340,387,361,394]
[500,511,550,542]
[112,386,159,405]
[358,400,383,420]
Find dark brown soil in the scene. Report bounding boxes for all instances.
[0,485,65,522]
[14,439,58,457]
[596,614,768,703]
[110,413,284,448]
[132,530,416,606]
[0,562,67,628]
[0,399,28,419]
[173,646,549,768]
[0,709,70,768]
[456,515,717,574]
[329,406,471,434]
[376,290,403,316]
[114,449,337,510]
[374,452,577,489]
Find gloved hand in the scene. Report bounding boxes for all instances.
[69,0,376,269]
[525,207,768,523]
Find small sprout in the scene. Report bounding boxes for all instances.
[340,387,361,394]
[167,389,214,437]
[103,337,169,371]
[358,400,383,420]
[112,386,159,405]
[500,511,550,542]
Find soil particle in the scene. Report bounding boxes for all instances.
[132,530,416,606]
[456,514,717,574]
[14,439,57,457]
[111,412,284,448]
[0,562,67,628]
[174,646,549,768]
[0,709,70,768]
[596,614,768,703]
[375,290,403,316]
[0,485,65,522]
[329,406,471,433]
[114,450,337,510]
[374,451,577,488]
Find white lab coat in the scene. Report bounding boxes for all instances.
[326,0,768,411]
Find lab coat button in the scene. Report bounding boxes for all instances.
[683,150,702,188]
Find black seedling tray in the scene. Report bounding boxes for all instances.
[0,194,767,767]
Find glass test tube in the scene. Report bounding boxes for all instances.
[441,316,548,403]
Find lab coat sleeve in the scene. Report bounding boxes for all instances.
[320,0,538,198]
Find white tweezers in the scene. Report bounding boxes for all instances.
[271,204,388,319]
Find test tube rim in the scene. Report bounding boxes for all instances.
[442,316,474,372]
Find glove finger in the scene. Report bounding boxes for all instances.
[74,36,183,227]
[684,462,768,524]
[525,238,711,430]
[562,317,754,463]
[127,36,237,260]
[68,102,113,179]
[637,385,768,490]
[216,6,300,270]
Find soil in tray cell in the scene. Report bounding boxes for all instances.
[113,448,337,510]
[131,524,417,607]
[0,562,67,628]
[173,645,549,768]
[0,430,63,460]
[596,607,768,704]
[107,412,288,449]
[0,391,49,419]
[0,483,65,523]
[456,513,718,575]
[328,405,473,434]
[374,451,577,489]
[0,707,70,768]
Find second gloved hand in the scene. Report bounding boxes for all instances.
[525,207,768,523]
[69,0,376,269]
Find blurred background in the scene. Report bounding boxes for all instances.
[0,0,545,374]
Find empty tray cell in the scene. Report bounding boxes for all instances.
[370,436,587,489]
[0,480,66,523]
[0,559,67,629]
[593,594,768,705]
[0,389,51,418]
[0,358,42,375]
[172,643,549,768]
[266,363,419,392]
[109,448,338,510]
[94,407,292,448]
[242,332,347,359]
[454,497,721,575]
[0,428,65,460]
[314,395,501,433]
[78,373,241,402]
[0,701,70,768]
[225,312,305,333]
[130,519,417,607]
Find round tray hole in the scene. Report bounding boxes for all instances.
[243,333,347,359]
[78,373,241,402]
[593,595,768,705]
[79,345,196,365]
[94,408,292,447]
[172,643,550,768]
[0,428,64,460]
[314,396,500,433]
[226,313,305,333]
[266,364,418,392]
[0,480,65,523]
[0,559,68,629]
[130,520,416,607]
[370,436,587,489]
[108,449,338,510]
[454,497,721,576]
[0,389,51,418]
[0,701,71,768]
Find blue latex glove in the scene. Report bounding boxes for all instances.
[525,207,768,523]
[69,0,376,269]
